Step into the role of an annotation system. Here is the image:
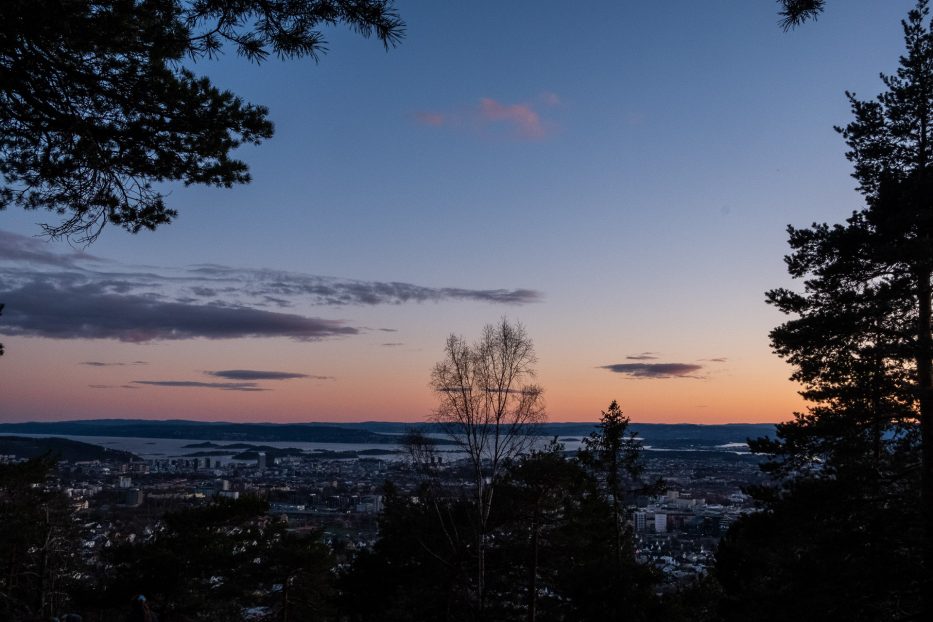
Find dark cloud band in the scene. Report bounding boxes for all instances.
[206,369,310,381]
[601,362,703,379]
[0,281,357,342]
[132,380,267,392]
[0,229,542,344]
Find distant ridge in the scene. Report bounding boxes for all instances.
[0,420,409,444]
[0,419,776,449]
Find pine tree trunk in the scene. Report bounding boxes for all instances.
[871,335,883,466]
[527,514,539,622]
[915,268,933,619]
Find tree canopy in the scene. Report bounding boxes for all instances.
[88,496,335,621]
[340,437,660,622]
[758,1,933,616]
[0,0,404,242]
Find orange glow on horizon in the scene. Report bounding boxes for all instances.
[0,324,806,427]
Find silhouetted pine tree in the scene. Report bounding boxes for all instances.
[720,3,933,617]
[1,0,404,242]
[490,439,659,622]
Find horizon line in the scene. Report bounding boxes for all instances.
[0,417,779,427]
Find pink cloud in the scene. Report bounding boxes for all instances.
[414,94,558,140]
[478,98,546,139]
[415,111,446,126]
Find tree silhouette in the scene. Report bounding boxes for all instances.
[340,440,660,622]
[93,496,335,621]
[763,1,933,615]
[0,456,82,620]
[777,0,826,30]
[577,401,661,579]
[714,470,921,621]
[496,440,581,622]
[429,318,546,616]
[1,0,404,242]
[337,480,475,622]
[495,439,659,622]
[763,219,916,477]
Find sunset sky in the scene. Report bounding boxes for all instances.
[0,0,919,424]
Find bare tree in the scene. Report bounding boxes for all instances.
[430,318,545,615]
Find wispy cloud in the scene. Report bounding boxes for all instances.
[0,230,101,268]
[626,352,658,361]
[415,94,558,140]
[0,230,542,343]
[699,357,728,363]
[601,362,704,379]
[187,264,544,306]
[381,342,404,347]
[88,384,139,389]
[81,361,148,367]
[132,380,267,392]
[478,98,546,138]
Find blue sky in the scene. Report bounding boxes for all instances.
[0,0,920,423]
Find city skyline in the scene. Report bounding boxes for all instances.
[0,0,916,424]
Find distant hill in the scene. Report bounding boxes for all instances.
[0,420,776,451]
[397,421,777,449]
[0,420,418,444]
[0,436,139,462]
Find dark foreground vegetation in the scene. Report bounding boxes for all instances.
[0,389,922,621]
[0,404,662,622]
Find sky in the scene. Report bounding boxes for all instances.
[0,0,921,424]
